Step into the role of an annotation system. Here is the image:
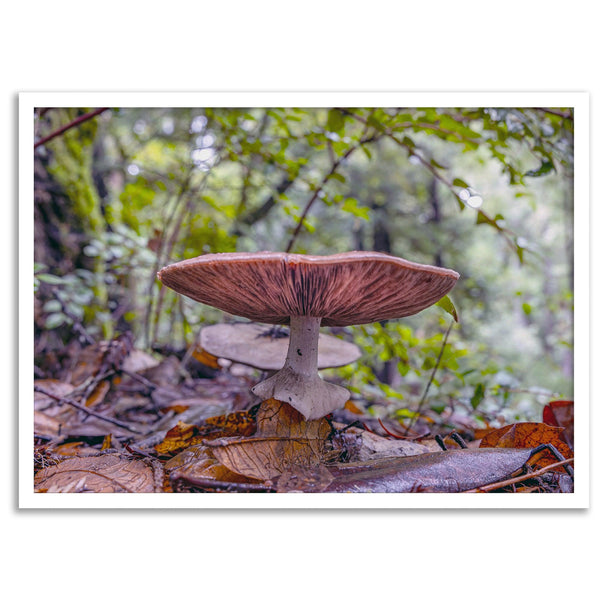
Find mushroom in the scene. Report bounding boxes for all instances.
[199,322,361,371]
[157,251,459,420]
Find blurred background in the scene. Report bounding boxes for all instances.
[33,106,574,427]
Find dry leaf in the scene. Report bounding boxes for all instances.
[255,398,330,441]
[478,422,573,469]
[71,333,133,385]
[155,421,203,455]
[542,400,574,449]
[122,348,160,373]
[165,445,262,489]
[34,379,75,406]
[208,436,325,480]
[204,399,331,480]
[51,442,101,457]
[34,411,63,438]
[34,454,158,493]
[192,347,221,370]
[85,379,110,407]
[155,410,257,455]
[357,430,429,460]
[343,399,363,414]
[324,448,534,493]
[203,411,257,437]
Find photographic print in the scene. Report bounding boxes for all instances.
[20,93,589,508]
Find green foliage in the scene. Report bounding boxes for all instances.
[34,105,574,420]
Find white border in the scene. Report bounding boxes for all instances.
[19,92,590,509]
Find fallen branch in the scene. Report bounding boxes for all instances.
[34,385,142,434]
[463,457,574,493]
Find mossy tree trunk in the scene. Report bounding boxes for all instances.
[41,108,113,338]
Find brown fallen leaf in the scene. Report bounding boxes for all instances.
[208,436,325,480]
[165,445,262,491]
[71,332,133,385]
[203,411,257,437]
[51,441,102,457]
[155,421,204,455]
[34,410,64,438]
[478,422,573,470]
[255,398,331,440]
[34,379,76,405]
[34,454,159,493]
[155,410,257,455]
[204,399,331,480]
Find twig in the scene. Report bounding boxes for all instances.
[34,108,110,149]
[403,321,454,434]
[284,144,359,253]
[533,107,573,121]
[284,117,380,253]
[464,457,574,493]
[34,385,142,434]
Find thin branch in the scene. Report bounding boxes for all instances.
[284,133,379,253]
[533,107,573,121]
[34,108,110,149]
[34,385,142,434]
[463,457,574,493]
[403,322,454,434]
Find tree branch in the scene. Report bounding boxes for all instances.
[34,108,110,149]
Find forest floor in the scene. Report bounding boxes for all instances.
[33,332,574,494]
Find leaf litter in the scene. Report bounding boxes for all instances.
[33,334,575,494]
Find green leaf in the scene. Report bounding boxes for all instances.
[329,172,346,183]
[45,313,67,329]
[326,109,345,133]
[525,160,554,178]
[430,158,448,170]
[452,177,469,188]
[522,302,532,315]
[436,295,459,322]
[37,273,66,285]
[470,383,485,409]
[401,135,416,149]
[43,300,62,313]
[340,198,370,220]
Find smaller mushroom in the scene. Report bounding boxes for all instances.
[199,322,361,372]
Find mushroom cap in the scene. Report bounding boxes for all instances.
[157,251,459,327]
[200,322,361,371]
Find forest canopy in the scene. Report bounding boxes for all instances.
[33,105,574,429]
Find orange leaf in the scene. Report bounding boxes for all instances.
[85,380,110,407]
[344,399,363,415]
[203,411,257,437]
[154,411,257,455]
[192,347,221,370]
[479,422,573,469]
[155,421,202,455]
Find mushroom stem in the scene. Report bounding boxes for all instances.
[285,315,320,375]
[251,315,350,420]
